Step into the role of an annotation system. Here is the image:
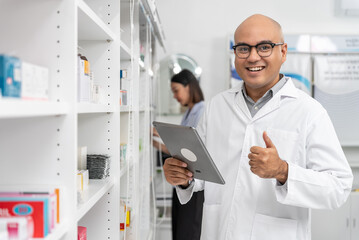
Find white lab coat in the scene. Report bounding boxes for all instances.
[176,78,353,240]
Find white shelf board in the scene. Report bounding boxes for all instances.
[77,102,115,114]
[32,223,67,240]
[0,100,68,118]
[120,41,132,60]
[78,0,117,41]
[77,177,115,221]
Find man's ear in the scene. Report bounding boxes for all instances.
[281,43,288,63]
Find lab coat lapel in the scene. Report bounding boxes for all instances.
[224,82,252,121]
[252,78,298,122]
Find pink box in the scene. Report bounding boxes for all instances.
[78,226,87,240]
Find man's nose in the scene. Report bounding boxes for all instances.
[247,47,261,62]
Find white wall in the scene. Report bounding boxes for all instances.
[156,0,359,99]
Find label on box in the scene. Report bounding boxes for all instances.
[0,55,22,98]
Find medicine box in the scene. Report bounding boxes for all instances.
[77,55,90,102]
[0,216,34,239]
[21,61,49,100]
[0,55,21,98]
[78,146,88,170]
[0,194,53,238]
[78,226,87,240]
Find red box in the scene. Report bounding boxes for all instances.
[78,226,87,240]
[0,200,47,238]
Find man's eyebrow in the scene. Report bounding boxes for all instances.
[235,40,273,45]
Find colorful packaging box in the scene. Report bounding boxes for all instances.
[0,55,21,98]
[0,216,34,239]
[77,226,87,240]
[0,195,51,238]
[77,55,90,102]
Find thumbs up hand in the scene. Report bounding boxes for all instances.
[248,131,288,184]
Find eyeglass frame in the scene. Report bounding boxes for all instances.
[232,42,284,59]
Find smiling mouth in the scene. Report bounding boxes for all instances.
[247,66,264,72]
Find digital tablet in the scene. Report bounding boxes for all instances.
[153,121,225,185]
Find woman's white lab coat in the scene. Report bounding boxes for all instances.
[176,78,353,240]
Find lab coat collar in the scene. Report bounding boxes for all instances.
[225,77,298,122]
[226,76,298,99]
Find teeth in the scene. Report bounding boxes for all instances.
[248,67,264,71]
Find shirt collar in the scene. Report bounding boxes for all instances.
[228,74,297,99]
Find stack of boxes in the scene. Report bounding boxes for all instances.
[0,188,60,238]
[0,54,49,100]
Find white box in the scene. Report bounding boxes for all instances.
[21,62,49,101]
[77,146,87,170]
[77,56,90,102]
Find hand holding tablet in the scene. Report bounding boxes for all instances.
[153,121,225,185]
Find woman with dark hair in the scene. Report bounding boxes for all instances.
[153,69,205,240]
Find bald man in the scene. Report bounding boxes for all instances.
[163,14,353,240]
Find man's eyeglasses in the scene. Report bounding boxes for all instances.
[232,42,284,59]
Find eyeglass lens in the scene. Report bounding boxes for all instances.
[235,43,273,58]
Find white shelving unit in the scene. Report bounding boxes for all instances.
[119,1,165,239]
[0,0,165,239]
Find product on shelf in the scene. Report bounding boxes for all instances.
[119,200,131,231]
[77,170,89,191]
[86,154,110,179]
[77,54,91,102]
[0,192,57,238]
[0,54,50,101]
[77,226,87,240]
[21,61,49,101]
[0,216,34,240]
[0,55,21,98]
[120,144,127,168]
[77,146,88,170]
[120,69,129,106]
[119,90,127,106]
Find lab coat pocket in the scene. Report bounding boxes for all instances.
[266,128,299,163]
[251,214,298,240]
[201,204,221,240]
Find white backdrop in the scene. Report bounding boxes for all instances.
[156,0,359,100]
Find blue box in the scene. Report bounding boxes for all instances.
[0,55,22,98]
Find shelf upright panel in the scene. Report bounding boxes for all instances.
[78,0,117,41]
[76,0,121,239]
[0,0,78,239]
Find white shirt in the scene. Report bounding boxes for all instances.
[176,78,353,240]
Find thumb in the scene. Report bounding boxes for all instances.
[263,131,275,148]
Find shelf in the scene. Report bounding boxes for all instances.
[77,102,115,114]
[31,223,67,240]
[0,100,68,118]
[77,178,115,221]
[78,0,117,41]
[120,41,132,60]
